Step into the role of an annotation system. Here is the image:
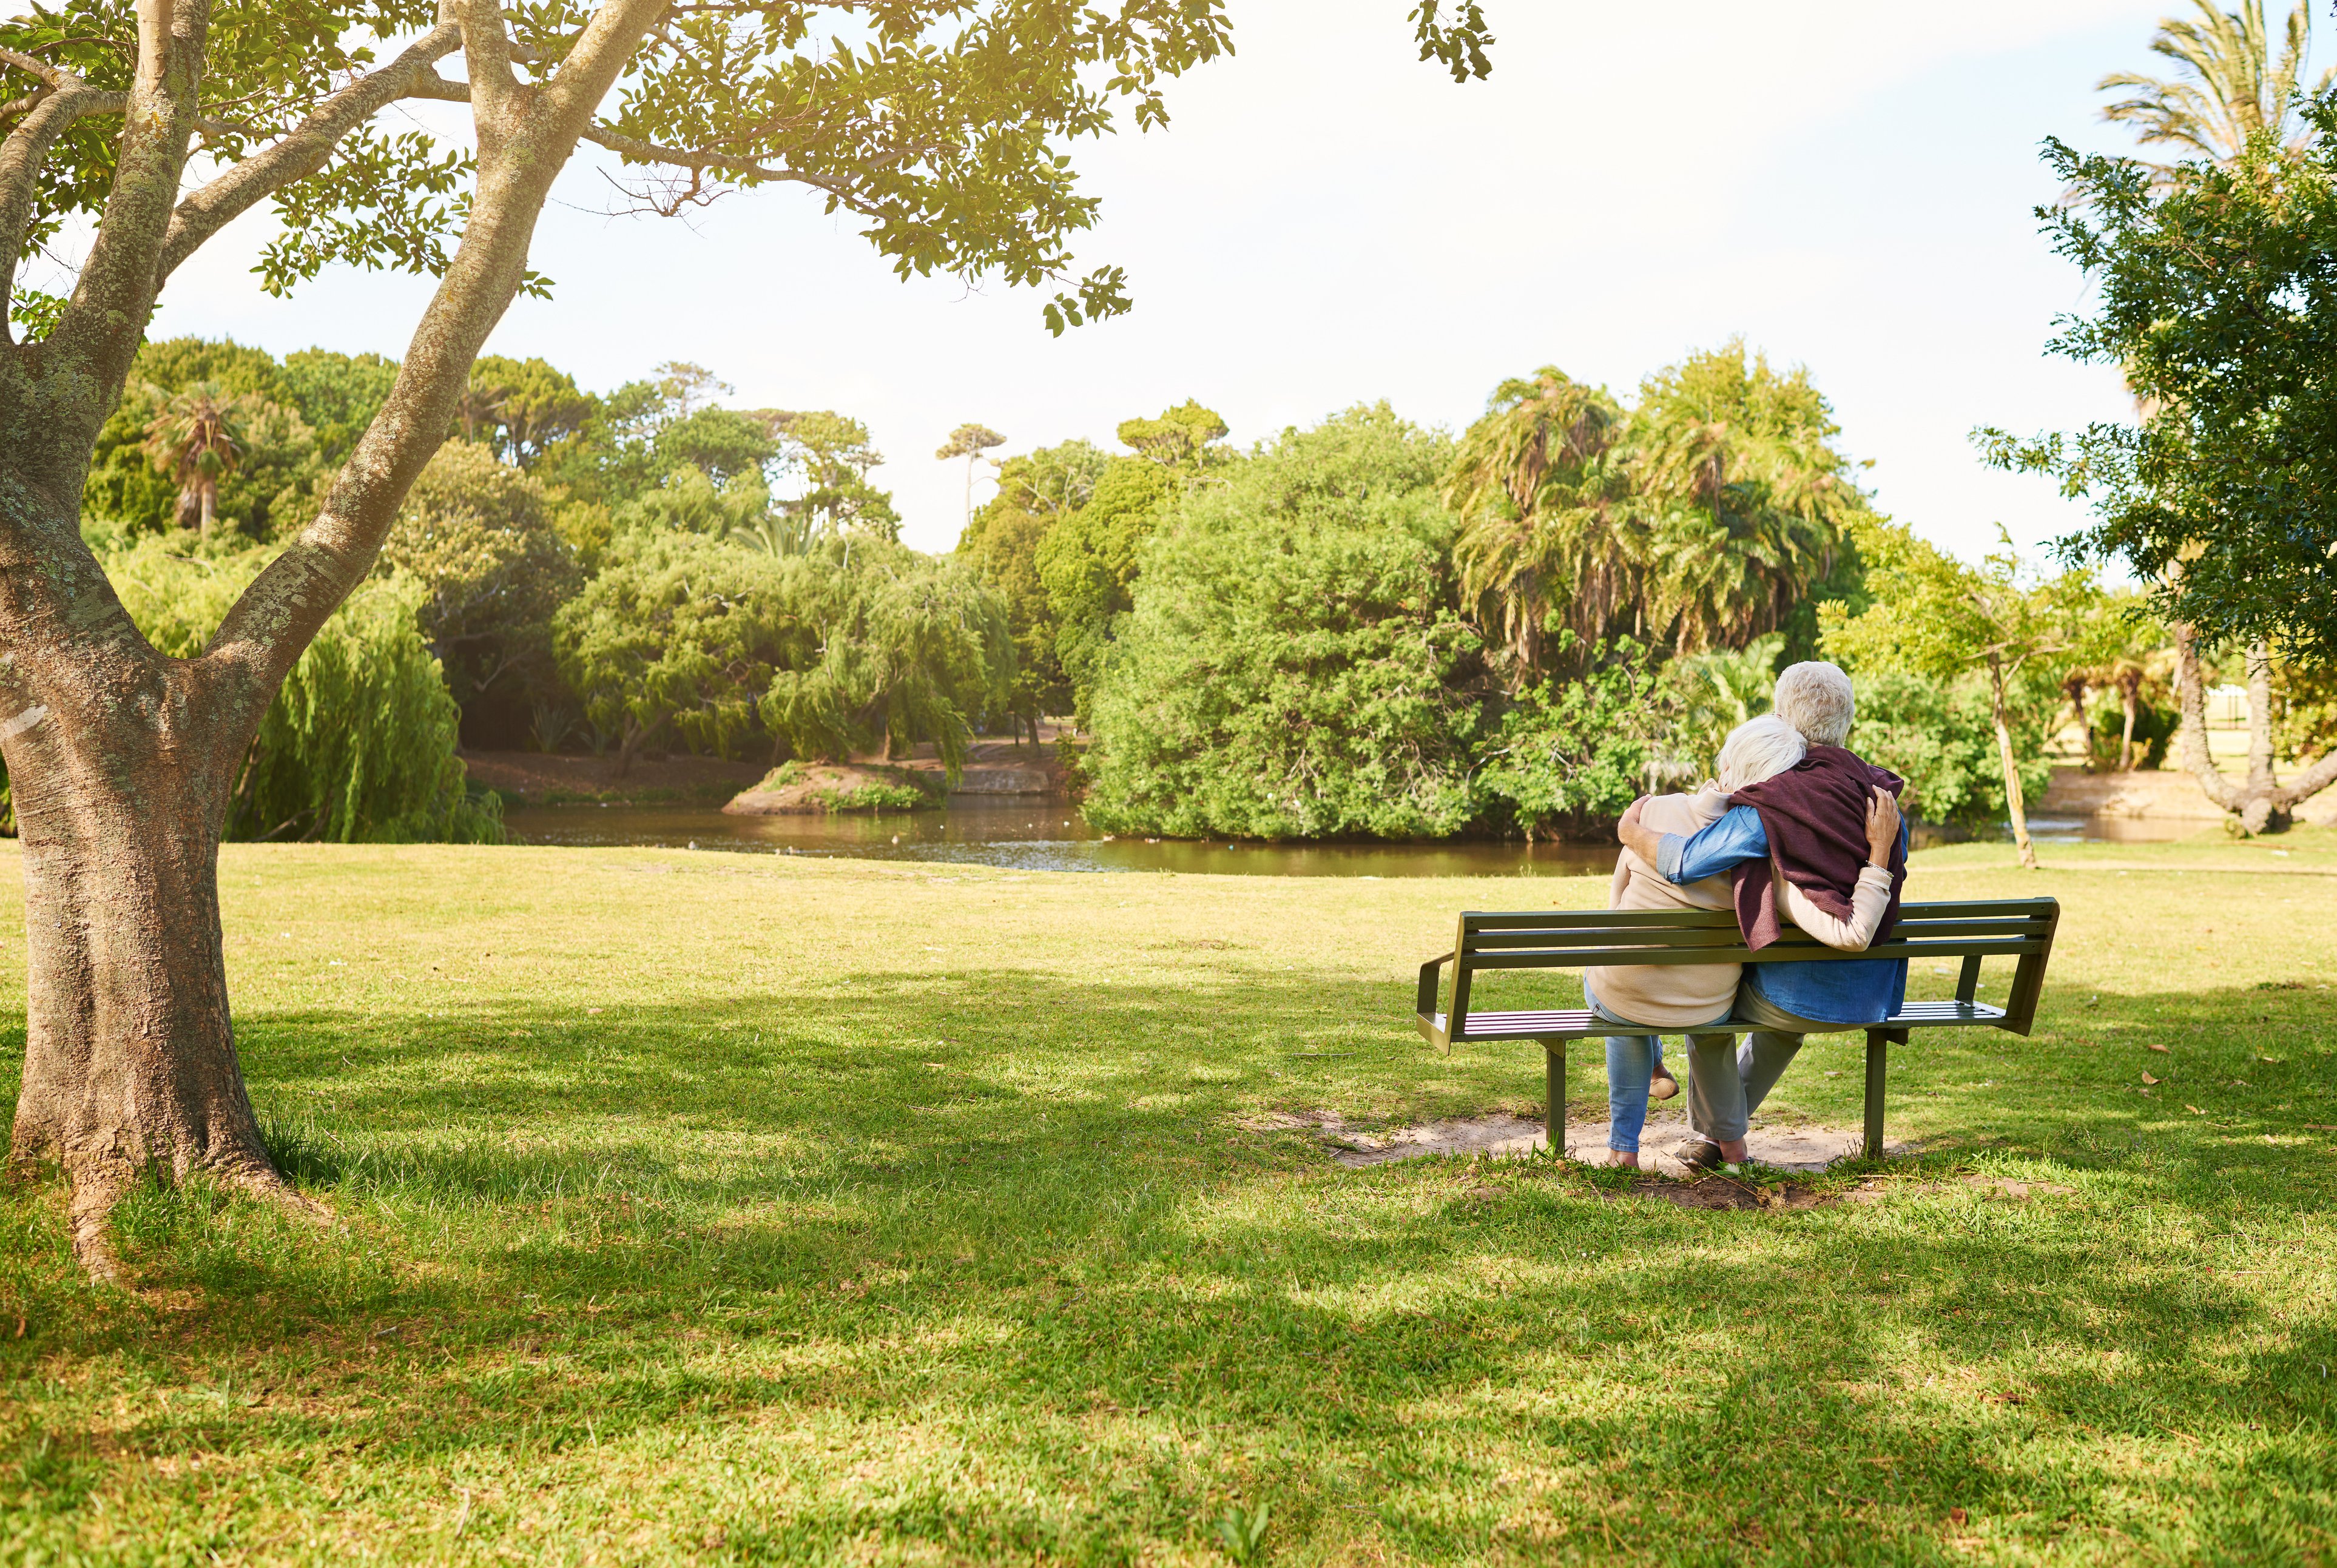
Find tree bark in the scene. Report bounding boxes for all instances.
[2119,686,2138,772]
[2172,621,2246,813]
[2,647,300,1279]
[1989,661,2037,870]
[2241,641,2280,830]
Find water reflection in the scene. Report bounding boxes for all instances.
[501,801,1616,877]
[499,798,2211,877]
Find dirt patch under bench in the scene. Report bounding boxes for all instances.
[1251,1107,1908,1177]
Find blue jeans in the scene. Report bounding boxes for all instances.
[1585,984,1736,1154]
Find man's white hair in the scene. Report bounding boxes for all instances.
[1773,660,1855,749]
[1716,714,1807,793]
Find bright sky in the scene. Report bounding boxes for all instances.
[140,1,2227,560]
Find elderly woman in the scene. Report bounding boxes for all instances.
[1584,715,1808,1169]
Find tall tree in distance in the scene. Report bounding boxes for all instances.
[1629,341,1866,656]
[1036,402,1231,714]
[958,440,1107,739]
[937,422,1007,528]
[2097,0,2328,818]
[0,0,1491,1279]
[141,383,254,537]
[1983,4,2337,830]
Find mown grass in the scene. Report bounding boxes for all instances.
[1,828,2333,1565]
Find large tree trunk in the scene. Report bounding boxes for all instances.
[0,0,668,1280]
[2,656,299,1279]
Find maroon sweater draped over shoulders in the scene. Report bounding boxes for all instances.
[1727,745,1907,951]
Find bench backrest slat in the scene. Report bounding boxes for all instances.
[1462,936,2047,970]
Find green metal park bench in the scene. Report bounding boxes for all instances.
[1415,898,2061,1160]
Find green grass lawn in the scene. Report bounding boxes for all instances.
[2,829,2334,1565]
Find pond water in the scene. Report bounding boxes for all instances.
[499,799,2203,877]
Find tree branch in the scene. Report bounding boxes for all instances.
[156,21,464,282]
[0,46,93,93]
[451,0,522,124]
[539,0,672,125]
[44,0,205,395]
[2271,747,2337,809]
[408,70,862,204]
[0,87,128,325]
[207,0,670,705]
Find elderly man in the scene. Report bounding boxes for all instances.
[1616,661,1910,1171]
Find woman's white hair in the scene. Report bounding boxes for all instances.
[1773,660,1855,749]
[1716,714,1807,793]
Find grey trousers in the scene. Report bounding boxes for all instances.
[1685,986,1849,1144]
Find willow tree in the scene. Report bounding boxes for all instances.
[0,0,1494,1277]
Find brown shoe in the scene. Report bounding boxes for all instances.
[1649,1064,1681,1102]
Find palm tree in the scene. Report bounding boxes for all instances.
[1628,342,1859,653]
[2099,0,2331,169]
[141,382,252,537]
[1443,368,1639,682]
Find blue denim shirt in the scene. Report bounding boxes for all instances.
[1656,804,1908,1027]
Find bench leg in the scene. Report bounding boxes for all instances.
[1545,1041,1565,1160]
[1863,1030,1887,1160]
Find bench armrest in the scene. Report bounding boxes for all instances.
[1416,951,1453,1052]
[1417,951,1451,1020]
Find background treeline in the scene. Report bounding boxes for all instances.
[966,343,2198,840]
[53,339,1011,841]
[59,334,2266,846]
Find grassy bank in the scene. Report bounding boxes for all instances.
[2,831,2334,1564]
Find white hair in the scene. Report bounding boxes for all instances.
[1773,660,1855,749]
[1715,715,1807,793]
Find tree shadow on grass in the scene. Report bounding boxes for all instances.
[2,969,2333,1561]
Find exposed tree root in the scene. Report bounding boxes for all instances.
[47,1151,329,1285]
[65,1158,133,1286]
[224,1162,332,1226]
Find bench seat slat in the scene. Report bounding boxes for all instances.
[1431,998,2011,1043]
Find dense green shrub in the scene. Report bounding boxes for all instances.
[1849,671,2054,827]
[553,530,803,769]
[102,539,501,842]
[556,530,1011,776]
[1083,405,1487,839]
[1472,639,1674,840]
[384,441,584,745]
